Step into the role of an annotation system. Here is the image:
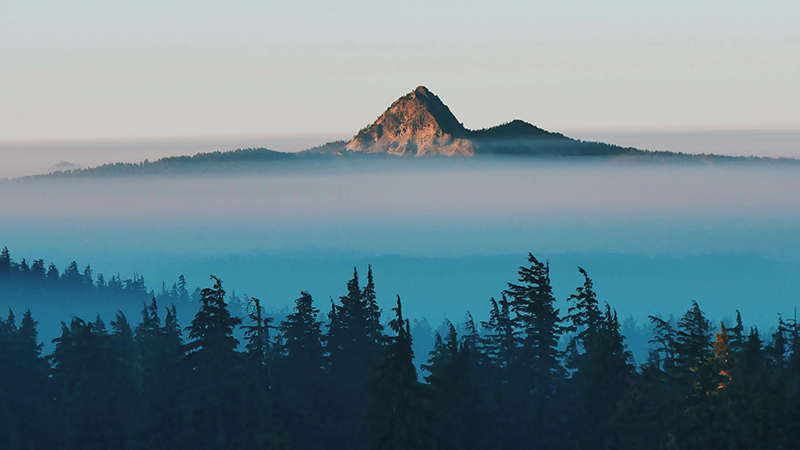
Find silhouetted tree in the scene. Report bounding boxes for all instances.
[326,267,385,449]
[276,291,327,448]
[181,276,243,450]
[369,296,437,450]
[504,253,565,448]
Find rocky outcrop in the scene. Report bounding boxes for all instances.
[345,86,476,157]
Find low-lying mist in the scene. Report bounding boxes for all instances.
[2,158,800,343]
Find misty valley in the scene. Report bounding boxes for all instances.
[3,85,800,450]
[3,154,800,450]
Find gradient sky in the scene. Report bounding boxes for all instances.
[2,0,799,141]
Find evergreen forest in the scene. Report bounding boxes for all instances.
[2,247,799,450]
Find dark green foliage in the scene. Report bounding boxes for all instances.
[368,296,437,450]
[0,247,193,336]
[182,276,244,450]
[130,299,185,450]
[503,253,565,448]
[275,291,327,448]
[50,314,134,450]
[424,320,493,450]
[3,254,800,450]
[240,297,276,448]
[326,267,385,449]
[505,254,564,397]
[567,271,634,449]
[0,309,50,449]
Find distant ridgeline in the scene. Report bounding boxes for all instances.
[28,86,797,179]
[2,251,800,449]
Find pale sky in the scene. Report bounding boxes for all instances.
[2,0,799,141]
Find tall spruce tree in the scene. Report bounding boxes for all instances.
[326,267,384,449]
[51,315,123,450]
[566,269,633,449]
[182,276,243,450]
[424,320,492,450]
[480,295,517,372]
[276,291,327,448]
[363,265,384,343]
[674,301,714,396]
[503,253,565,448]
[0,309,51,449]
[368,296,437,450]
[130,300,185,450]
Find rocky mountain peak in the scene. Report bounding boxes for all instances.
[340,86,599,158]
[345,86,475,157]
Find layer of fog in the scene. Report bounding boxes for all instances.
[2,159,800,343]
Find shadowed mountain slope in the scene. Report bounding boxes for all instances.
[342,86,635,157]
[19,87,798,179]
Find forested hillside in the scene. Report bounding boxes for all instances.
[1,251,798,449]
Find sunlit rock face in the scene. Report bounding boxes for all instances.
[345,86,476,157]
[344,86,593,157]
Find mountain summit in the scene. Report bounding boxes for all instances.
[345,86,627,157]
[345,86,476,156]
[27,87,787,180]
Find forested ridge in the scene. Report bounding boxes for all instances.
[1,249,800,449]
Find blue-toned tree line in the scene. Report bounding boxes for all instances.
[1,250,800,449]
[0,246,192,310]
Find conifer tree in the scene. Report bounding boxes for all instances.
[46,263,59,286]
[241,297,275,448]
[732,327,771,446]
[82,264,93,289]
[280,291,325,370]
[648,315,677,374]
[572,303,633,449]
[504,254,564,394]
[565,267,602,358]
[368,296,436,450]
[18,258,29,275]
[326,267,384,449]
[243,297,273,373]
[766,315,789,374]
[51,316,118,449]
[424,320,492,450]
[712,322,732,390]
[108,311,136,450]
[276,291,327,448]
[0,309,51,449]
[0,246,11,274]
[669,302,737,449]
[363,265,384,344]
[480,295,517,371]
[134,298,161,387]
[503,253,565,448]
[177,274,189,300]
[786,313,800,396]
[182,276,243,450]
[63,261,82,289]
[131,303,184,450]
[673,301,714,396]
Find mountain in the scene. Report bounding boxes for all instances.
[20,86,796,179]
[345,86,476,156]
[342,86,632,157]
